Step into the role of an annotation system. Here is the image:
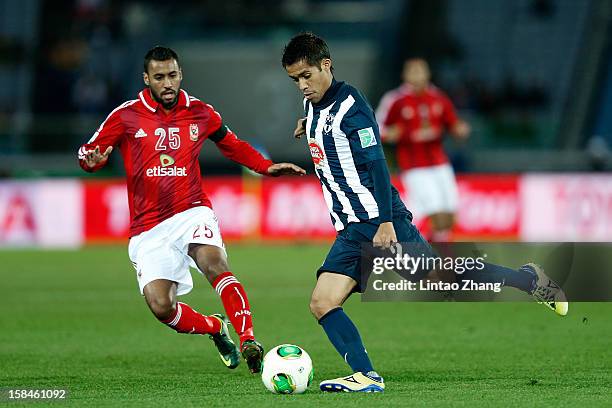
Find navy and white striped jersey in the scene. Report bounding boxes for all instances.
[303,79,409,231]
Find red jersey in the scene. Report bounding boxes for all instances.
[376,84,458,170]
[78,88,273,237]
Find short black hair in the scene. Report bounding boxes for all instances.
[143,46,179,73]
[281,32,331,69]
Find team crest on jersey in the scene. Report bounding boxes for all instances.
[189,123,199,141]
[308,138,325,167]
[323,113,335,134]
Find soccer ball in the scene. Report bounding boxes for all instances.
[261,344,313,394]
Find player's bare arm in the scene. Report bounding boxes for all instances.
[372,222,397,250]
[84,145,113,168]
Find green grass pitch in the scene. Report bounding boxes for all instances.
[1,245,610,407]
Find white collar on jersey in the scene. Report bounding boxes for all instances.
[138,88,191,112]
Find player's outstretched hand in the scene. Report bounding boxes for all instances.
[294,118,306,139]
[382,125,401,144]
[452,120,471,141]
[267,163,307,177]
[85,146,113,168]
[373,222,397,250]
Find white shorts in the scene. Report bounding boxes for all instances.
[401,163,459,217]
[128,206,225,296]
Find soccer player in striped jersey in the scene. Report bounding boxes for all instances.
[281,33,567,393]
[78,46,306,374]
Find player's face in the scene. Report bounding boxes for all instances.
[285,59,333,104]
[143,59,183,109]
[403,59,430,90]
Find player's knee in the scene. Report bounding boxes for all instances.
[431,213,454,231]
[148,296,176,321]
[445,214,455,229]
[309,296,338,320]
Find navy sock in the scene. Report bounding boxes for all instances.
[459,262,536,293]
[318,307,374,373]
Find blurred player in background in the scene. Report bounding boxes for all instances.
[282,33,567,393]
[78,46,305,374]
[376,58,470,242]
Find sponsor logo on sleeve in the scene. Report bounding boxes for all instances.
[358,127,377,148]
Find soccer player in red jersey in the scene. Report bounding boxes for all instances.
[376,58,470,242]
[78,46,305,373]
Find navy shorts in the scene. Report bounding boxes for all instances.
[317,214,432,293]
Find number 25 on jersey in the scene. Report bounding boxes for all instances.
[155,127,181,151]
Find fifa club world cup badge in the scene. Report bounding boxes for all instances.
[189,124,199,141]
[308,137,325,167]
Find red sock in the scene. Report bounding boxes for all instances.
[160,302,221,335]
[212,272,254,345]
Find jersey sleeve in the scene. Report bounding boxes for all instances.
[340,92,385,166]
[203,104,273,175]
[441,93,459,128]
[367,159,393,222]
[384,98,404,127]
[213,128,274,175]
[375,91,401,128]
[375,91,404,143]
[78,106,125,172]
[201,103,224,139]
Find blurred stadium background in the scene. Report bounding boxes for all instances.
[2,2,612,406]
[2,0,612,246]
